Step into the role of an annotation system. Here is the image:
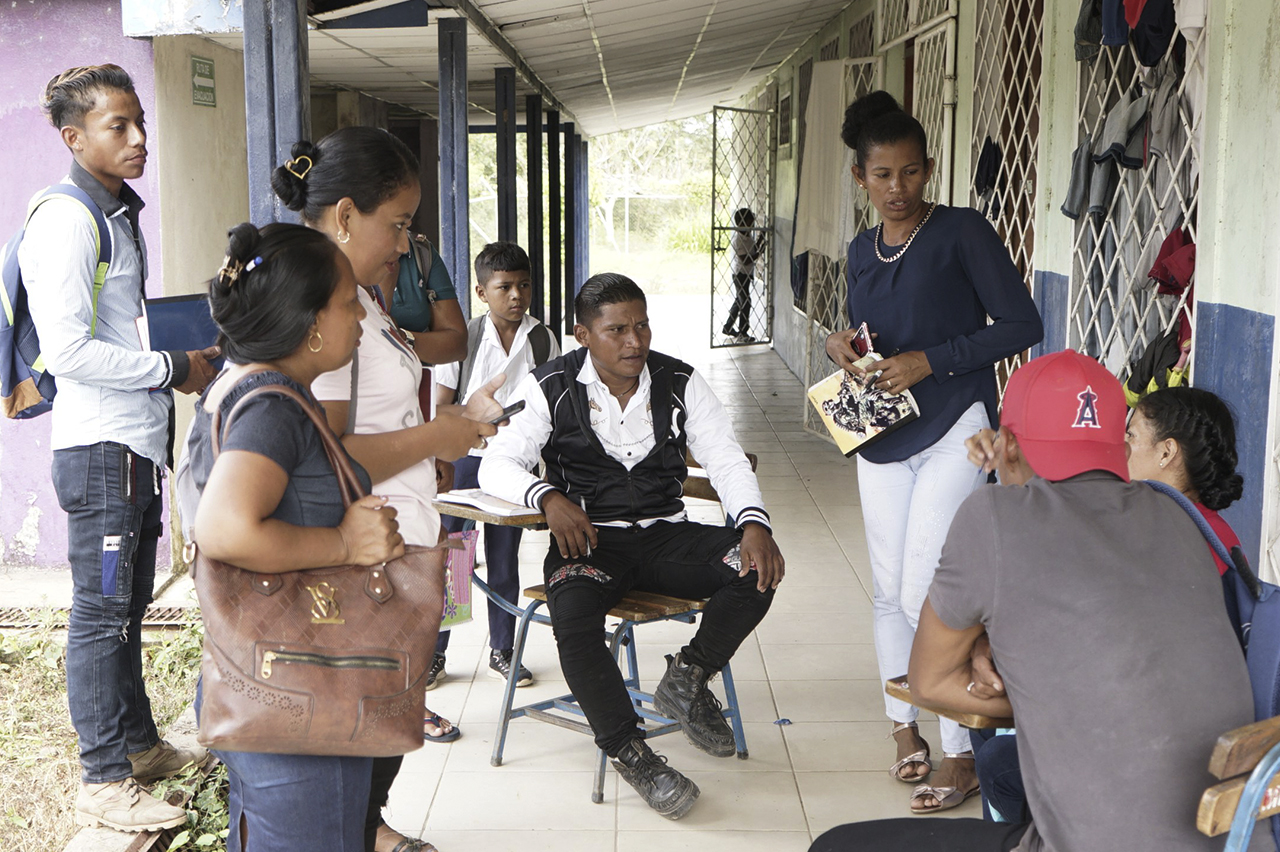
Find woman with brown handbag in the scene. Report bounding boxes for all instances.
[188,222,421,851]
[272,128,505,852]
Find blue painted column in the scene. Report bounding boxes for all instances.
[495,67,518,243]
[526,94,545,322]
[243,0,309,224]
[563,121,577,328]
[577,136,589,291]
[439,17,471,318]
[547,109,562,334]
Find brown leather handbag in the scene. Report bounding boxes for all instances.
[192,383,445,757]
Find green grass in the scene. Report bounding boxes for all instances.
[0,614,226,851]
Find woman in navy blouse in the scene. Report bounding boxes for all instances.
[825,92,1043,814]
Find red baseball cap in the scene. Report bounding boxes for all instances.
[1000,350,1130,482]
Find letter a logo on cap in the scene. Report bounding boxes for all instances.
[1073,385,1101,429]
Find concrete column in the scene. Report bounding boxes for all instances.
[547,109,562,333]
[526,94,545,322]
[495,67,518,242]
[439,18,471,317]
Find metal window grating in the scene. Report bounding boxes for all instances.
[801,59,883,439]
[970,0,1045,400]
[711,105,775,348]
[1067,26,1206,385]
[915,20,956,206]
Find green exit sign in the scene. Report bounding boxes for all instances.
[192,56,216,107]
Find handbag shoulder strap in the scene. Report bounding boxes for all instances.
[210,379,365,508]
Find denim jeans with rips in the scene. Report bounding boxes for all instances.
[53,442,163,784]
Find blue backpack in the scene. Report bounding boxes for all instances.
[1146,479,1280,849]
[1,184,111,419]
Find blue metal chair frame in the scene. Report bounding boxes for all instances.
[1221,739,1280,852]
[473,572,749,803]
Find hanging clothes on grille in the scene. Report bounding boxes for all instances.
[1092,87,1150,170]
[1131,0,1178,66]
[973,136,1003,220]
[1124,324,1188,406]
[1061,134,1094,220]
[1101,0,1129,45]
[1075,0,1104,61]
[1149,227,1196,295]
[1146,57,1181,161]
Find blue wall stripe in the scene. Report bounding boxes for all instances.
[1194,300,1274,568]
[1032,270,1068,357]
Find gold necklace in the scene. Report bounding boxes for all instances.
[874,203,935,263]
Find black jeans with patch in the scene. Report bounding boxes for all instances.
[543,521,773,756]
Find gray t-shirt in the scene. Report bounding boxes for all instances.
[930,471,1256,852]
[188,371,371,528]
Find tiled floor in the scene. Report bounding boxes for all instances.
[386,312,980,852]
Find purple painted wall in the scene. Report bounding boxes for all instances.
[0,0,167,569]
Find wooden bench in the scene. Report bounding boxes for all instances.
[1199,716,1280,849]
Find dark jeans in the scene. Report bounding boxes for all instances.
[970,729,1029,824]
[809,818,1029,852]
[544,521,773,756]
[219,747,372,852]
[365,755,402,849]
[53,442,163,783]
[438,454,523,654]
[723,271,753,335]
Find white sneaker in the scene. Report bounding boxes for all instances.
[75,778,187,832]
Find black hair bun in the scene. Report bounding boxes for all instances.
[226,222,262,266]
[270,140,321,212]
[841,90,903,150]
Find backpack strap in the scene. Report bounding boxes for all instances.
[27,185,112,336]
[529,322,552,366]
[1144,479,1235,565]
[453,315,488,403]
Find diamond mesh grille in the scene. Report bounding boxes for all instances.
[712,105,775,347]
[801,59,882,438]
[914,21,955,205]
[1068,30,1206,384]
[970,0,1045,400]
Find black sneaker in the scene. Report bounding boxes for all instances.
[424,652,446,691]
[488,649,533,686]
[612,738,699,819]
[653,652,736,757]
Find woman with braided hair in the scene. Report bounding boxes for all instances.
[1127,386,1245,573]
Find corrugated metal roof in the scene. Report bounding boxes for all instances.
[206,0,852,134]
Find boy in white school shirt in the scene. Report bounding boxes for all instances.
[432,241,559,687]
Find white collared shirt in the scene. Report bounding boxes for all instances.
[436,313,560,407]
[478,352,770,531]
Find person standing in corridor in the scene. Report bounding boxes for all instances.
[20,65,218,831]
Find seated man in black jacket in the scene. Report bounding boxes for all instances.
[479,273,784,819]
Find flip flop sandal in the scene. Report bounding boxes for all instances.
[909,752,978,814]
[888,721,932,783]
[376,823,439,852]
[423,712,461,743]
[389,840,437,852]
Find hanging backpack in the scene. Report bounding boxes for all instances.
[1146,479,1280,848]
[1,184,111,418]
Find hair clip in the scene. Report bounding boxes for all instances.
[218,255,246,285]
[285,156,313,180]
[243,256,264,274]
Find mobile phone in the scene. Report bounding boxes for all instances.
[489,400,526,425]
[851,322,872,358]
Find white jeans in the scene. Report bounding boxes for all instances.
[857,401,988,755]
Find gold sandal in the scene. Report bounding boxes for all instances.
[888,721,932,783]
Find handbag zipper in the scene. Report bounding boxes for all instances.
[261,650,400,679]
